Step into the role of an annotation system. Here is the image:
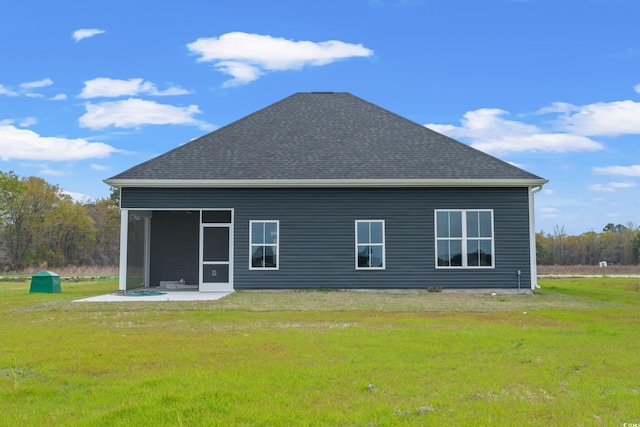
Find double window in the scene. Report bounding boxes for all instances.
[435,210,494,268]
[250,220,279,269]
[355,220,385,269]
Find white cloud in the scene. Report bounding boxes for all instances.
[63,191,92,203]
[472,134,602,154]
[215,62,263,87]
[591,184,615,192]
[535,102,579,115]
[90,163,109,171]
[17,78,54,98]
[79,98,211,130]
[19,117,37,127]
[543,189,554,195]
[427,123,457,134]
[40,166,67,176]
[79,77,189,98]
[610,181,636,189]
[539,206,559,218]
[0,84,18,96]
[20,78,53,90]
[426,108,603,154]
[51,93,67,101]
[73,29,105,42]
[2,79,60,98]
[590,181,636,192]
[432,88,640,155]
[0,124,119,161]
[635,84,640,93]
[593,165,640,177]
[554,100,640,136]
[187,32,373,86]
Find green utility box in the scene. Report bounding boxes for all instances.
[30,271,61,293]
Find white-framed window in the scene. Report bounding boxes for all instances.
[250,220,279,269]
[435,210,494,268]
[355,220,385,269]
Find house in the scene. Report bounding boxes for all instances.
[105,92,547,292]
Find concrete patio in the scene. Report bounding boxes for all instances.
[75,290,233,302]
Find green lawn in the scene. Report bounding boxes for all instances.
[1,277,639,426]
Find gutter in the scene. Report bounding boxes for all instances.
[104,178,549,189]
[529,185,544,289]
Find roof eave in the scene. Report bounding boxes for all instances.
[104,178,549,188]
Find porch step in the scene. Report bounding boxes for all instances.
[159,280,198,290]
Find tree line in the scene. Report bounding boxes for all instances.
[0,171,120,270]
[536,223,640,266]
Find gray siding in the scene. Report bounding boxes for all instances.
[122,187,532,289]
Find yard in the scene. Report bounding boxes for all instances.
[1,277,639,426]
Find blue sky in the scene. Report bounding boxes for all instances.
[1,0,638,235]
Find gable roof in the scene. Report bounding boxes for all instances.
[106,92,546,188]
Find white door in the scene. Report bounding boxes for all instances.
[200,224,233,292]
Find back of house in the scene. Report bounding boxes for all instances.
[106,92,547,292]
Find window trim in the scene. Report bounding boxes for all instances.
[434,209,495,269]
[355,220,386,270]
[249,220,280,270]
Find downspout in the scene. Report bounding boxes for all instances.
[529,185,544,289]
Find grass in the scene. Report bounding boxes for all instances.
[1,277,640,426]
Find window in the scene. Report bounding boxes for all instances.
[356,220,385,269]
[202,210,232,223]
[250,221,279,269]
[435,210,494,268]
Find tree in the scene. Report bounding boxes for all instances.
[85,196,120,265]
[599,222,638,265]
[536,223,639,266]
[44,197,97,266]
[0,171,27,267]
[108,186,120,206]
[535,231,549,264]
[1,176,62,268]
[1,171,124,270]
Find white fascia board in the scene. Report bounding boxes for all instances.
[104,178,549,188]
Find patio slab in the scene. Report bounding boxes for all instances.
[74,291,232,302]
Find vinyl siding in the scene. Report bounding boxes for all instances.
[122,187,532,289]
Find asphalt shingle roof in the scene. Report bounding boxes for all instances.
[108,92,545,183]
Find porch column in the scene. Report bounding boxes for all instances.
[118,208,129,291]
[143,215,151,287]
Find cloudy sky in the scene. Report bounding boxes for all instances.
[1,0,638,234]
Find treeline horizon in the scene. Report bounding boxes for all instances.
[1,171,120,271]
[537,223,640,266]
[2,170,639,270]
